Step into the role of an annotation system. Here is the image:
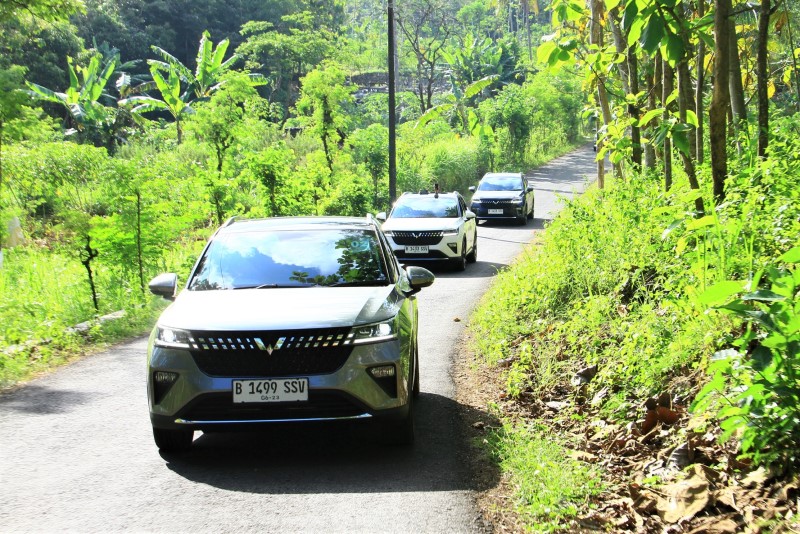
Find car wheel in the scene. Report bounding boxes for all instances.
[413,349,420,397]
[466,232,478,263]
[517,212,527,225]
[528,200,535,219]
[452,238,467,271]
[379,396,415,446]
[153,427,194,452]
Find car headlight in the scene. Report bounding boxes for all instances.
[470,198,481,204]
[154,326,192,349]
[383,230,395,237]
[513,197,524,205]
[442,228,459,236]
[352,319,397,345]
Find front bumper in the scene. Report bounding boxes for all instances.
[469,202,525,219]
[147,337,411,430]
[384,234,462,262]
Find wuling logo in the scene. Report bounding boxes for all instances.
[253,337,285,355]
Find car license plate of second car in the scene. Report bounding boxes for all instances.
[405,245,429,253]
[233,378,308,403]
[488,209,503,215]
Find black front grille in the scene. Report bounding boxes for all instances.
[180,391,368,422]
[188,328,355,377]
[391,231,443,246]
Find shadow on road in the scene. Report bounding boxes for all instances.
[161,392,500,495]
[0,385,91,414]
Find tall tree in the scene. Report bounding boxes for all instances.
[710,0,732,203]
[396,0,456,115]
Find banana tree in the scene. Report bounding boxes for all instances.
[26,53,118,137]
[148,31,266,101]
[417,75,496,135]
[119,64,193,144]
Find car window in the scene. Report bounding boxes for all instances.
[390,196,459,218]
[189,229,389,290]
[477,175,523,192]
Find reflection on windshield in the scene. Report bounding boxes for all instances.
[477,176,523,192]
[188,229,388,290]
[390,197,459,218]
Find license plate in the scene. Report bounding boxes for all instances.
[488,209,504,215]
[233,378,308,403]
[405,245,429,254]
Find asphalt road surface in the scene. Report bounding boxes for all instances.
[0,145,597,533]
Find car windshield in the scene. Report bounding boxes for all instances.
[188,228,389,290]
[390,196,459,218]
[477,175,523,192]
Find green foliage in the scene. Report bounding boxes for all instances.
[694,248,800,469]
[487,420,603,530]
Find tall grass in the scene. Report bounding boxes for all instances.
[470,114,800,527]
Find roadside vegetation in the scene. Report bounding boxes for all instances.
[469,0,800,527]
[0,0,583,387]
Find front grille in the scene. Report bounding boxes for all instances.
[189,328,355,377]
[482,199,515,205]
[180,391,368,422]
[390,231,443,246]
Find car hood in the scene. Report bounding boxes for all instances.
[471,190,524,201]
[156,285,402,331]
[382,218,460,232]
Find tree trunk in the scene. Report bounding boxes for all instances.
[136,190,144,294]
[710,0,732,203]
[628,44,642,170]
[663,61,675,191]
[644,59,657,169]
[728,21,747,125]
[678,59,697,161]
[696,0,707,164]
[756,0,770,159]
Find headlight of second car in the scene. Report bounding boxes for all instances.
[352,319,398,345]
[442,227,459,236]
[154,326,193,349]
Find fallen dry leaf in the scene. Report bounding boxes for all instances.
[656,465,712,523]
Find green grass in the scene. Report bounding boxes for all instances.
[468,114,800,527]
[486,420,603,531]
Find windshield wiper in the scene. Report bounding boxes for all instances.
[232,283,280,290]
[327,280,388,287]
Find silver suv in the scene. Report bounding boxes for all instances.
[146,216,434,452]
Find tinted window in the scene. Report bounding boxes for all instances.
[477,175,523,192]
[390,196,459,218]
[189,229,388,290]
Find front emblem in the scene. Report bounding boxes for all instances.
[253,337,285,355]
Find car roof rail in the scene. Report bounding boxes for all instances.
[223,216,238,227]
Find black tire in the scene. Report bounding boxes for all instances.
[379,396,415,446]
[466,232,478,263]
[527,200,535,219]
[451,238,467,271]
[412,349,420,398]
[153,427,193,452]
[517,213,527,225]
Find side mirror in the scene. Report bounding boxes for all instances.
[465,210,476,220]
[527,184,535,192]
[468,186,476,193]
[149,273,178,300]
[405,266,435,294]
[376,212,387,222]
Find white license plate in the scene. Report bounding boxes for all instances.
[488,209,504,215]
[232,378,309,403]
[405,245,429,254]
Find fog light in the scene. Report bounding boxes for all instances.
[369,365,396,378]
[447,242,458,253]
[153,371,179,404]
[155,371,178,384]
[368,365,398,398]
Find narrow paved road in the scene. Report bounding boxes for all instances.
[0,145,596,533]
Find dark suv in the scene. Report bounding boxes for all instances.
[146,216,434,452]
[468,172,535,224]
